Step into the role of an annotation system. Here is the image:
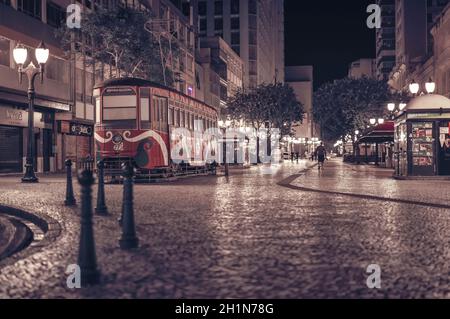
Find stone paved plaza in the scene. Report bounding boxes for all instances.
[0,159,449,298]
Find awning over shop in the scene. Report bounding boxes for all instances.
[358,121,394,144]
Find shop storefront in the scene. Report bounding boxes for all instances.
[394,94,450,177]
[0,104,54,173]
[58,121,94,170]
[357,121,394,168]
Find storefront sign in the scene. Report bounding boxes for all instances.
[407,113,450,120]
[69,123,93,137]
[0,105,47,129]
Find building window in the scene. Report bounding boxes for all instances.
[249,14,257,30]
[179,52,185,72]
[231,17,240,30]
[249,45,257,60]
[214,18,223,31]
[214,1,223,15]
[0,37,10,67]
[198,1,206,16]
[231,32,240,45]
[249,0,257,14]
[249,61,257,76]
[46,56,68,83]
[199,18,207,32]
[47,2,65,28]
[249,30,257,45]
[17,0,42,20]
[232,45,240,55]
[187,55,193,73]
[231,0,239,14]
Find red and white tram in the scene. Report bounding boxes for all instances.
[93,77,218,178]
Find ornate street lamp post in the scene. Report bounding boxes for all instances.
[13,42,49,183]
[218,119,231,176]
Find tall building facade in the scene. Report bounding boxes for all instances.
[431,2,450,97]
[285,66,317,144]
[375,0,396,81]
[348,59,376,79]
[389,0,449,90]
[196,0,284,88]
[198,36,244,111]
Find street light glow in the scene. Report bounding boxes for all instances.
[409,80,420,94]
[387,103,396,112]
[35,42,49,64]
[369,118,376,125]
[425,79,436,94]
[378,118,385,125]
[399,103,407,111]
[13,43,27,65]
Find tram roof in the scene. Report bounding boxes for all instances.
[95,77,218,113]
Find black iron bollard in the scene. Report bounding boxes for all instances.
[119,162,139,250]
[64,159,76,206]
[77,169,100,286]
[95,160,108,215]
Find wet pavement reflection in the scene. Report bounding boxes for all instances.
[0,159,448,298]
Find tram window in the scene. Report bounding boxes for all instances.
[140,97,150,129]
[102,88,137,129]
[175,109,180,127]
[180,110,185,127]
[95,97,100,124]
[162,100,167,124]
[169,107,174,125]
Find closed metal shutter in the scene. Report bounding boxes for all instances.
[0,126,22,173]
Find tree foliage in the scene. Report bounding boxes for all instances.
[313,77,405,142]
[226,82,305,136]
[57,6,179,86]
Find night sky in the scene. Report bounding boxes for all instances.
[285,0,376,89]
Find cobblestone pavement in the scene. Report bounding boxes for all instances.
[0,159,449,299]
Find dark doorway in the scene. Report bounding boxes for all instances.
[43,129,52,172]
[0,125,22,172]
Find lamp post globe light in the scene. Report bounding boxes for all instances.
[387,103,396,112]
[13,42,49,183]
[425,78,436,94]
[369,118,376,125]
[378,118,385,125]
[409,80,420,95]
